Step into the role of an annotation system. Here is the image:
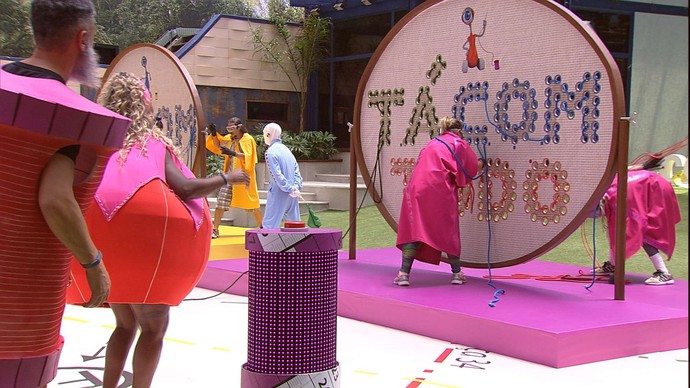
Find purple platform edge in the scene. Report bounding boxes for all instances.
[198,247,688,368]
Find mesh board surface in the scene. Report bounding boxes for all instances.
[355,0,625,267]
[103,44,202,169]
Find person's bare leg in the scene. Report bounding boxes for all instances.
[130,304,170,388]
[213,207,224,234]
[103,304,138,388]
[252,208,263,228]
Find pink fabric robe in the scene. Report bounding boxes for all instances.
[604,169,681,262]
[396,132,479,264]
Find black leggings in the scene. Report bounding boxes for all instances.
[642,242,659,257]
[400,242,462,274]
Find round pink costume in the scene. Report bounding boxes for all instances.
[66,138,212,305]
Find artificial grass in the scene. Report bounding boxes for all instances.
[314,190,688,280]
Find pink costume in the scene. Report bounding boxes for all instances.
[396,132,479,264]
[66,138,212,306]
[0,69,129,386]
[604,169,681,262]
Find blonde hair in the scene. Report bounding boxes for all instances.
[439,117,463,135]
[98,72,178,161]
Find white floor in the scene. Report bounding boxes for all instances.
[51,287,688,388]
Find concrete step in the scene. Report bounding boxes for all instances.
[205,169,373,225]
[314,173,365,185]
[301,181,373,211]
[257,190,318,201]
[207,196,330,228]
[257,180,369,211]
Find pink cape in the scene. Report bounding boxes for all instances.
[396,132,479,264]
[94,138,205,230]
[604,170,681,261]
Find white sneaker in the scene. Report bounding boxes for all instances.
[644,271,674,285]
[590,260,615,275]
[393,273,410,286]
[451,272,466,285]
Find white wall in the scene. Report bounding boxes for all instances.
[179,17,300,92]
[628,12,688,162]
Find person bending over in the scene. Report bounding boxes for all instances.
[394,117,481,287]
[594,164,680,285]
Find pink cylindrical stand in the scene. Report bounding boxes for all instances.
[241,228,342,388]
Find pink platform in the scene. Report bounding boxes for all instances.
[198,247,688,368]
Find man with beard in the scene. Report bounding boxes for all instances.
[0,1,125,386]
[3,0,102,89]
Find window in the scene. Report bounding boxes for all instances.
[247,101,289,122]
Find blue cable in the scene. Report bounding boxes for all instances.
[584,204,599,291]
[480,88,546,144]
[433,136,482,181]
[474,142,505,307]
[435,135,503,306]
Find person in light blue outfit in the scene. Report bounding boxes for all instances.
[262,123,304,229]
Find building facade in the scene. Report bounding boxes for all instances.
[171,15,303,134]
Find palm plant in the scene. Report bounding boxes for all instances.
[251,0,331,132]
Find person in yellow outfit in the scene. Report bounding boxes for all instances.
[206,117,262,236]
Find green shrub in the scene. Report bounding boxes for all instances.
[252,127,337,161]
[297,131,338,160]
[206,124,338,169]
[205,152,225,176]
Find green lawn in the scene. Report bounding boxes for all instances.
[313,190,689,280]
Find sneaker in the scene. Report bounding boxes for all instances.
[451,272,466,285]
[644,271,674,285]
[211,229,219,239]
[592,261,615,275]
[393,273,410,286]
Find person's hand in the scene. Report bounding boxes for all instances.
[208,123,217,136]
[83,264,110,308]
[220,146,238,157]
[289,186,302,199]
[226,170,249,185]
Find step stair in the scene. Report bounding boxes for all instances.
[207,193,330,228]
[207,160,374,226]
[314,173,365,185]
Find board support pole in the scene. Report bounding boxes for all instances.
[614,117,631,301]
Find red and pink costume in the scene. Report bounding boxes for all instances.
[0,70,129,386]
[66,138,212,306]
